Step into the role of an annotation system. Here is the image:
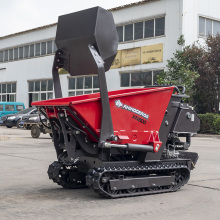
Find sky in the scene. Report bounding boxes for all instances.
[0,0,141,37]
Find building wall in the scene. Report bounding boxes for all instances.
[182,0,220,46]
[1,0,219,108]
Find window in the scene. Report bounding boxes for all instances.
[28,80,53,106]
[0,82,16,102]
[145,20,154,38]
[4,50,8,61]
[116,26,123,42]
[0,105,3,111]
[68,75,99,96]
[117,16,165,43]
[24,45,29,58]
[199,16,220,37]
[124,24,133,41]
[16,105,24,111]
[0,51,3,62]
[134,22,143,40]
[47,41,52,54]
[120,70,163,87]
[14,48,18,60]
[35,43,40,56]
[53,41,57,53]
[9,49,13,61]
[30,44,35,57]
[155,17,165,36]
[0,39,56,63]
[19,47,24,59]
[41,42,46,55]
[5,105,15,111]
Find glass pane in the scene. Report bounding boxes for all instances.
[48,80,53,91]
[199,17,205,36]
[124,24,133,41]
[4,50,8,61]
[145,19,154,38]
[32,93,39,101]
[131,72,152,86]
[29,81,34,92]
[2,84,6,93]
[9,94,15,102]
[9,49,13,61]
[14,48,18,60]
[206,19,212,36]
[5,105,15,111]
[76,91,83,96]
[2,95,6,101]
[7,84,11,93]
[0,95,1,102]
[155,17,165,36]
[24,45,29,58]
[76,77,83,89]
[121,73,130,87]
[41,80,47,91]
[41,93,46,100]
[85,76,92,89]
[213,21,220,36]
[47,41,52,54]
[134,22,143,40]
[0,51,3,62]
[12,83,16,93]
[69,91,75,97]
[0,84,1,93]
[153,70,163,84]
[19,47,23,59]
[35,43,40,56]
[17,105,24,111]
[35,81,40,92]
[30,44,34,57]
[116,26,123,42]
[84,90,92,94]
[53,41,57,53]
[41,42,46,55]
[47,92,53,100]
[0,105,3,111]
[93,76,99,88]
[69,78,75,90]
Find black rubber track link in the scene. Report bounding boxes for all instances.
[178,152,199,170]
[48,161,87,189]
[86,160,191,198]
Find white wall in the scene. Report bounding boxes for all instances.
[182,0,220,46]
[2,0,217,107]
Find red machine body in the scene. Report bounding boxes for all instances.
[32,7,199,198]
[33,87,173,148]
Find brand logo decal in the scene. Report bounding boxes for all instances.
[115,100,149,120]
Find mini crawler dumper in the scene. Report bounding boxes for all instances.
[32,7,200,198]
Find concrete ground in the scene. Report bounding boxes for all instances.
[0,126,220,220]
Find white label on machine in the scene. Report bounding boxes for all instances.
[191,114,195,122]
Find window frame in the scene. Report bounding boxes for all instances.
[0,38,56,63]
[0,82,17,102]
[116,16,165,43]
[68,75,100,96]
[199,16,220,37]
[120,70,164,88]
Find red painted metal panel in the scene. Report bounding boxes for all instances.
[33,87,174,145]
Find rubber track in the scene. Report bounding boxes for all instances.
[48,161,86,189]
[86,160,191,198]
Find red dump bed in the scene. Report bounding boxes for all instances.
[32,87,174,145]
